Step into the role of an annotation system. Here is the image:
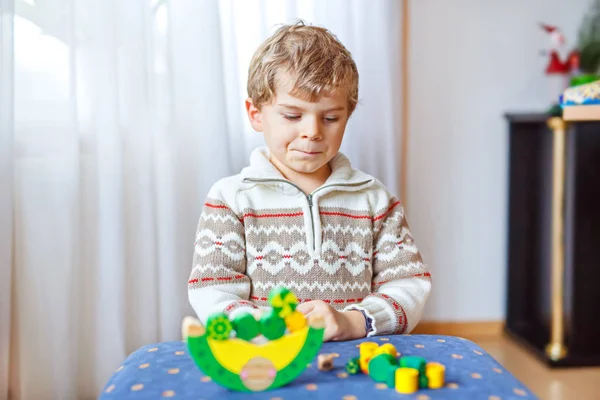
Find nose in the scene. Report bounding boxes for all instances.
[300,118,321,140]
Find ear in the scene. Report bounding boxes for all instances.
[245,98,263,132]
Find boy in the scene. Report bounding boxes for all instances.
[188,22,431,341]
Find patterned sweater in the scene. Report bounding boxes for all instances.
[188,147,431,336]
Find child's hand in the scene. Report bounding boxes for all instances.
[296,301,367,341]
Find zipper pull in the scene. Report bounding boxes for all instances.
[307,194,313,207]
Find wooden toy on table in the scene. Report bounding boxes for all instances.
[317,353,339,371]
[341,341,446,395]
[181,287,325,392]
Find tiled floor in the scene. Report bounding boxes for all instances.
[472,335,600,400]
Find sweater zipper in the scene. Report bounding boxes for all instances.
[306,193,314,250]
[243,178,372,253]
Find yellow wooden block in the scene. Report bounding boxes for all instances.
[395,367,419,394]
[374,343,398,357]
[285,311,307,332]
[360,342,379,355]
[359,342,378,374]
[426,362,445,389]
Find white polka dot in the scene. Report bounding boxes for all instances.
[131,383,144,391]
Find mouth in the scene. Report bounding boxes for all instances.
[294,150,321,155]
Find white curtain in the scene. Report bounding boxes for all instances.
[0,0,404,398]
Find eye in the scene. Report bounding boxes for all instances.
[283,114,301,121]
[324,116,339,123]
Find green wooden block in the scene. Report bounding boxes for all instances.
[345,357,360,375]
[399,356,426,374]
[267,287,298,317]
[419,374,429,389]
[260,309,286,340]
[368,353,398,383]
[231,312,260,341]
[206,312,233,341]
[385,365,399,388]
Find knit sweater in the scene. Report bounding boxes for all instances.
[188,147,431,336]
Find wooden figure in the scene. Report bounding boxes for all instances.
[317,353,339,371]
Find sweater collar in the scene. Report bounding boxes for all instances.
[240,146,373,187]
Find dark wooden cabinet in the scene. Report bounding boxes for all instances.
[505,113,600,367]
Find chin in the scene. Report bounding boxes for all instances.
[283,160,317,173]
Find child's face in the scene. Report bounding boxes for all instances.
[246,72,349,181]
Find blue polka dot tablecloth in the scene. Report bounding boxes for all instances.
[99,335,537,400]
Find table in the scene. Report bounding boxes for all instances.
[100,334,537,399]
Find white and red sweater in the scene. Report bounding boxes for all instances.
[188,147,431,336]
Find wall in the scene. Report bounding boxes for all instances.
[408,0,591,321]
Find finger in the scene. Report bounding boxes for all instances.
[296,301,317,315]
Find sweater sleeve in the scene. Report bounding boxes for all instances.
[344,187,431,336]
[188,181,258,324]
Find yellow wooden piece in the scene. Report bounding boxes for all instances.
[360,342,379,356]
[374,343,398,358]
[426,362,445,389]
[285,311,306,332]
[208,325,309,373]
[395,368,419,394]
[359,342,379,373]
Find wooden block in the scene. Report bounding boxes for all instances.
[426,362,446,389]
[374,343,398,358]
[268,287,298,318]
[395,368,419,394]
[368,353,398,383]
[284,311,306,332]
[317,354,336,371]
[205,313,232,340]
[260,309,286,340]
[232,312,260,341]
[345,357,360,375]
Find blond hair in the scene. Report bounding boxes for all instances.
[247,21,359,114]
